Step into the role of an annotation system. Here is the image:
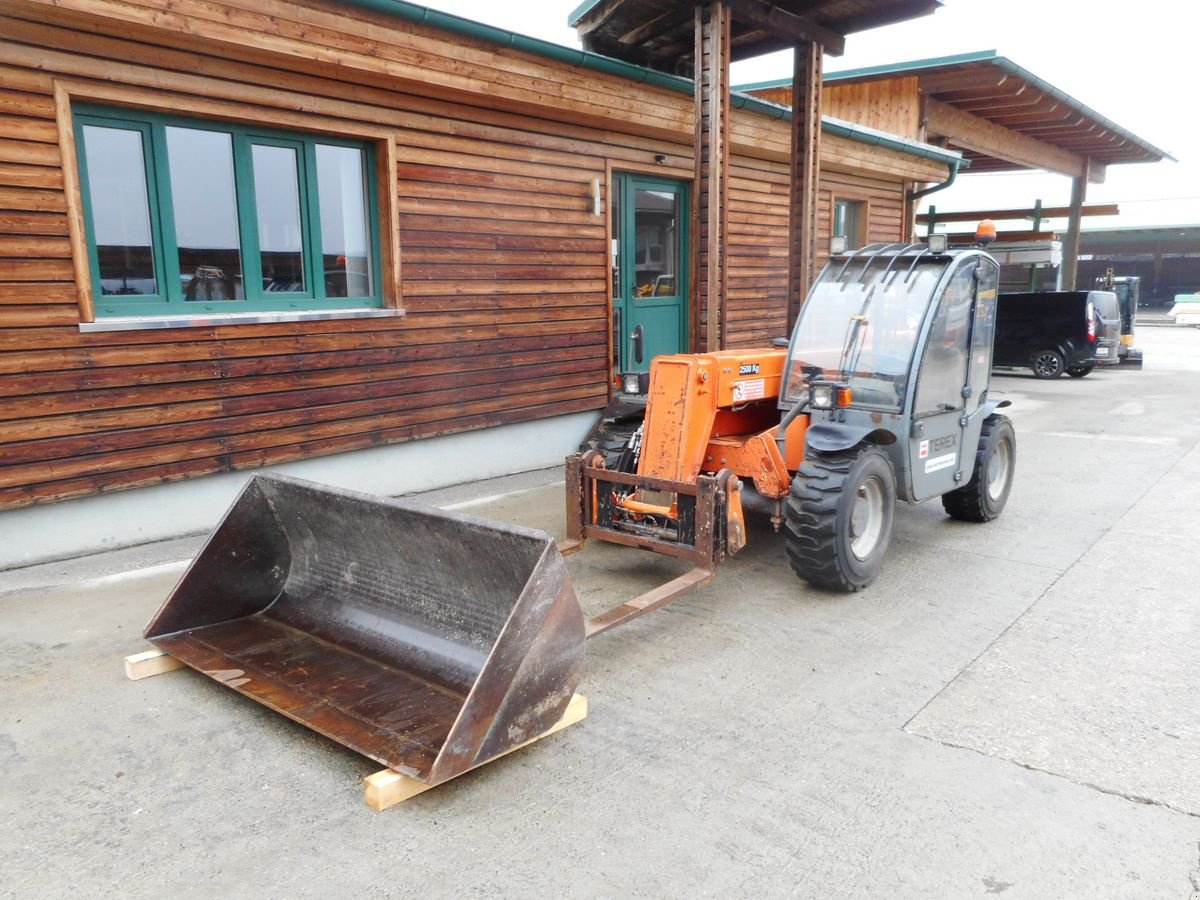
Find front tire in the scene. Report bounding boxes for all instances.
[942,415,1016,522]
[785,446,896,592]
[1031,349,1065,378]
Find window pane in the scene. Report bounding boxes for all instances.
[316,145,372,297]
[165,126,244,301]
[633,188,677,297]
[834,199,862,245]
[81,125,157,296]
[252,144,305,293]
[914,262,975,415]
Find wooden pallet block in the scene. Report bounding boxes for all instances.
[124,647,587,810]
[363,693,588,811]
[124,648,185,680]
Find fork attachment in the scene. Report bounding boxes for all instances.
[562,451,745,637]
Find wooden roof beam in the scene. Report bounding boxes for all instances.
[579,32,672,69]
[573,0,629,36]
[825,0,942,35]
[948,93,1056,116]
[725,0,846,54]
[618,6,695,46]
[988,110,1085,128]
[919,69,1013,94]
[926,99,1106,183]
[916,203,1119,224]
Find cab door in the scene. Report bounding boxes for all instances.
[612,174,689,375]
[908,258,981,501]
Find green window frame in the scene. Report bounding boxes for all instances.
[73,103,384,318]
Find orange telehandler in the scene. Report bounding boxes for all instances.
[563,238,1017,631]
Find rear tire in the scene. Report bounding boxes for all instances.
[942,415,1016,522]
[1066,364,1094,378]
[785,446,896,592]
[1031,349,1065,378]
[595,425,639,473]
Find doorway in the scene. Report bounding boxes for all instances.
[611,173,689,380]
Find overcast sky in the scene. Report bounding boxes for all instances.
[413,0,1192,232]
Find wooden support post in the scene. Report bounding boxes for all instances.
[787,40,822,330]
[124,648,185,680]
[693,1,731,353]
[363,694,588,811]
[1062,158,1090,291]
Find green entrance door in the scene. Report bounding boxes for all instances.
[612,174,689,377]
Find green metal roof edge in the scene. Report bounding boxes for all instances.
[733,50,1000,94]
[567,0,599,27]
[333,0,963,167]
[733,77,793,93]
[824,49,1001,83]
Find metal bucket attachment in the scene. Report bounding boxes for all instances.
[145,474,586,786]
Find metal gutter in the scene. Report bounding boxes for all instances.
[819,113,968,168]
[333,0,963,167]
[910,156,962,201]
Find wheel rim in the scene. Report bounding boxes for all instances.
[1034,353,1061,376]
[986,438,1012,502]
[849,476,886,560]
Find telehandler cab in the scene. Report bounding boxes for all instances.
[565,238,1016,619]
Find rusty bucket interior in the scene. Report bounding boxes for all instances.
[145,474,586,785]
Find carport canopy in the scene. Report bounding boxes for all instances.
[821,50,1172,184]
[568,0,942,72]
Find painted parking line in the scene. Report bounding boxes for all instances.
[438,480,566,511]
[81,558,190,588]
[1032,430,1178,446]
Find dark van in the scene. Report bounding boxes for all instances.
[993,291,1122,378]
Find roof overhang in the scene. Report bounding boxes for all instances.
[737,50,1171,182]
[569,0,941,73]
[828,51,1171,182]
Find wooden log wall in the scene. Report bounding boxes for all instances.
[823,77,921,141]
[813,168,908,274]
[726,157,790,346]
[0,0,944,510]
[748,77,922,143]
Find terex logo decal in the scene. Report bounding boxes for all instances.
[930,434,957,453]
[738,363,760,375]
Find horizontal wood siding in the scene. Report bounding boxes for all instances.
[725,160,790,347]
[0,0,937,509]
[824,78,921,141]
[814,169,907,273]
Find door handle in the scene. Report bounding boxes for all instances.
[631,324,644,364]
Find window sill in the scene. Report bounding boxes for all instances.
[78,307,405,332]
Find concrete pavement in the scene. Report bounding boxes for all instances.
[2,327,1199,899]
